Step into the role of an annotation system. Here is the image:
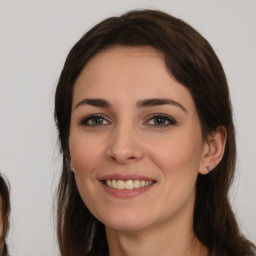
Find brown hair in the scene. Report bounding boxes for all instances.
[54,9,255,256]
[0,174,10,256]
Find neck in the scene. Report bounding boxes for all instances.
[106,214,208,256]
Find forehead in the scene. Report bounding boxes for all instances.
[76,46,167,83]
[75,46,166,87]
[73,46,195,111]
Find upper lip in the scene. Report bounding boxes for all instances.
[99,174,156,182]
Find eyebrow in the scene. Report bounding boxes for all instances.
[137,98,186,112]
[74,99,111,109]
[74,98,186,112]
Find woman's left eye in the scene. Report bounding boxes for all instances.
[145,114,176,128]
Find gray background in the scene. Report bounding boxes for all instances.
[0,0,255,255]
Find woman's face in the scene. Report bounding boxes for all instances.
[69,46,209,232]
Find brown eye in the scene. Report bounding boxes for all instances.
[80,114,110,126]
[146,114,176,128]
[154,117,168,125]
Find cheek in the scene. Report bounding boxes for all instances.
[147,126,203,200]
[148,129,203,173]
[147,132,202,214]
[69,133,104,175]
[69,134,104,216]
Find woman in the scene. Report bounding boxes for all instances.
[0,174,10,256]
[54,9,255,256]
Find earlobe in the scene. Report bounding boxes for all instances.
[199,126,227,175]
[70,160,75,172]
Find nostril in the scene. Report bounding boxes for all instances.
[106,145,145,164]
[110,156,116,161]
[108,154,141,164]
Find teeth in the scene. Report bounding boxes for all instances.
[125,180,134,190]
[117,180,125,189]
[134,180,140,189]
[112,180,117,189]
[105,179,154,190]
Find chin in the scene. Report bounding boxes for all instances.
[105,220,150,232]
[97,211,153,232]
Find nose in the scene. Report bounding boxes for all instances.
[106,125,144,164]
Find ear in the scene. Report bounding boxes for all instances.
[199,126,227,175]
[70,160,75,172]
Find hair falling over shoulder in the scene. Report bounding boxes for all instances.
[54,9,255,256]
[0,174,10,256]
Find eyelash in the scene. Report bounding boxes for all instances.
[79,114,110,127]
[145,114,176,128]
[79,114,176,128]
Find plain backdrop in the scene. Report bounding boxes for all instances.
[0,0,255,255]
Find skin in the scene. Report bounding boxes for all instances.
[69,46,226,256]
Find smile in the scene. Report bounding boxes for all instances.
[99,174,157,198]
[104,180,154,190]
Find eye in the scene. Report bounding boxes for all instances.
[145,114,176,128]
[79,114,110,126]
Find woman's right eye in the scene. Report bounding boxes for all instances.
[79,114,110,126]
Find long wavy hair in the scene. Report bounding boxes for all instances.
[54,9,255,256]
[0,174,10,256]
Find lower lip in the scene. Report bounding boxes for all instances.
[101,182,155,198]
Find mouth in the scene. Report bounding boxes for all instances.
[102,179,155,190]
[99,174,157,198]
